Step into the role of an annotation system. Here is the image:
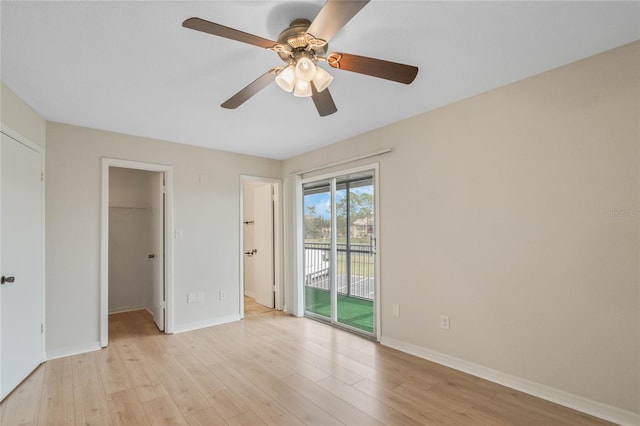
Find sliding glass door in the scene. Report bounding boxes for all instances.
[303,179,332,322]
[303,169,376,336]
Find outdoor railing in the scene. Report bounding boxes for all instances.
[304,242,375,300]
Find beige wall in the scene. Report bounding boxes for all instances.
[0,83,46,148]
[46,123,282,351]
[284,42,640,414]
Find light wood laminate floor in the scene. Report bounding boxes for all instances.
[1,308,613,425]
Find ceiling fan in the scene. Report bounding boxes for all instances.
[182,0,418,117]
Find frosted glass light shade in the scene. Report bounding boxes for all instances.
[293,80,312,97]
[275,65,296,92]
[312,67,333,92]
[295,58,316,82]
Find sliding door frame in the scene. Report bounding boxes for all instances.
[300,163,380,341]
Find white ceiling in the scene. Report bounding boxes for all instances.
[2,1,638,160]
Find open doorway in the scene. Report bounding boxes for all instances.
[100,159,174,346]
[240,177,282,317]
[108,167,164,330]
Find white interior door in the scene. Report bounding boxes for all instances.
[253,184,274,308]
[149,172,164,331]
[1,132,44,400]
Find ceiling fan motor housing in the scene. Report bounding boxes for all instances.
[276,19,328,63]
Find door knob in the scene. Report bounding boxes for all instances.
[1,276,15,285]
[148,254,156,259]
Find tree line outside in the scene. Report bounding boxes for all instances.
[304,189,373,244]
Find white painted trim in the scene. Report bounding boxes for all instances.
[0,126,47,377]
[273,182,283,311]
[282,175,303,317]
[293,176,304,317]
[0,124,44,154]
[372,163,381,342]
[290,148,391,176]
[239,176,284,318]
[108,305,148,315]
[380,336,640,426]
[300,163,381,185]
[239,180,245,319]
[100,161,109,345]
[173,315,241,334]
[40,142,46,364]
[45,342,101,361]
[330,179,337,322]
[100,158,175,347]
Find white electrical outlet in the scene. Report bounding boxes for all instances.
[392,304,400,317]
[219,290,226,301]
[440,315,450,330]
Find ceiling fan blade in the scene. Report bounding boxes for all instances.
[306,0,369,43]
[311,83,337,117]
[327,53,418,84]
[183,17,280,50]
[221,70,276,109]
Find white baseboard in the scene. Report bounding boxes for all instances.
[173,314,241,334]
[380,336,640,426]
[108,305,148,314]
[245,291,256,299]
[45,342,101,361]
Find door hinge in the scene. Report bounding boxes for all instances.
[161,301,167,309]
[273,285,276,291]
[41,171,44,181]
[41,324,44,333]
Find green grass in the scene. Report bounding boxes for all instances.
[335,254,375,278]
[304,286,374,333]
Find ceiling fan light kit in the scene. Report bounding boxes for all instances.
[313,67,333,92]
[294,57,316,81]
[275,65,296,92]
[276,56,334,98]
[182,0,418,116]
[294,80,312,97]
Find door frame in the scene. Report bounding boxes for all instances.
[239,176,283,317]
[299,163,381,341]
[0,125,46,387]
[100,158,174,346]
